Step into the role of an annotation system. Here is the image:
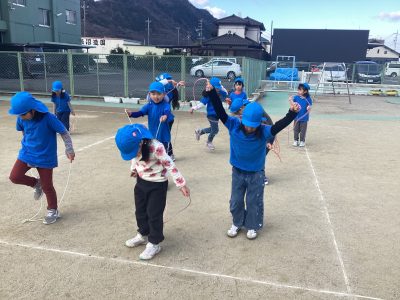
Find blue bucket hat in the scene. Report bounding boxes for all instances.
[234,77,244,84]
[301,82,311,90]
[52,81,63,92]
[115,124,153,161]
[148,81,165,93]
[210,77,222,90]
[230,98,245,113]
[9,92,49,115]
[242,102,264,128]
[156,73,172,81]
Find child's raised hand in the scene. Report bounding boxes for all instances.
[130,171,137,178]
[125,109,131,117]
[177,81,185,87]
[226,98,232,106]
[289,97,301,113]
[180,185,190,197]
[205,80,213,92]
[267,143,272,150]
[189,108,195,114]
[160,115,168,122]
[307,105,311,111]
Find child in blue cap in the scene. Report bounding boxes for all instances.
[115,123,190,260]
[230,98,275,185]
[227,77,247,107]
[292,83,313,147]
[8,92,75,225]
[126,81,176,160]
[51,81,75,131]
[189,77,227,150]
[155,73,184,111]
[205,80,300,239]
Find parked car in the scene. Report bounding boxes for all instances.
[384,61,400,78]
[190,60,241,79]
[0,47,45,78]
[349,61,382,84]
[319,63,347,82]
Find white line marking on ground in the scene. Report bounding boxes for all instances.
[0,239,383,300]
[305,146,352,294]
[57,135,115,159]
[75,109,126,115]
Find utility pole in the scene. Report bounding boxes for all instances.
[176,27,180,45]
[145,18,151,46]
[81,0,89,37]
[196,19,203,45]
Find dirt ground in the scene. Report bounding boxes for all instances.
[0,93,399,300]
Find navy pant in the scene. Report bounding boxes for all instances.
[56,111,70,131]
[200,115,219,143]
[134,177,168,244]
[230,167,265,230]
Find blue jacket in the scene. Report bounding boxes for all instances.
[229,91,247,102]
[293,95,312,122]
[224,116,274,172]
[51,92,71,113]
[16,112,67,168]
[139,100,174,143]
[200,96,218,117]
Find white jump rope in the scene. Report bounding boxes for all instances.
[22,161,73,224]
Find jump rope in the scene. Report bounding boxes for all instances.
[22,161,73,224]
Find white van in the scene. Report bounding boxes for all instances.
[385,62,400,77]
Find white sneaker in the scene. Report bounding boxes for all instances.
[195,129,201,141]
[206,142,215,150]
[299,141,306,147]
[43,209,60,225]
[292,140,299,147]
[139,242,161,260]
[33,179,43,200]
[227,224,239,238]
[125,233,147,248]
[247,230,257,240]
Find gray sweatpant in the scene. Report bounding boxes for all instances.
[294,121,308,142]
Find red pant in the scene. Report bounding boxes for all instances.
[9,159,58,209]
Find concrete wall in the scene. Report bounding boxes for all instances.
[218,25,246,38]
[245,27,260,43]
[2,0,81,44]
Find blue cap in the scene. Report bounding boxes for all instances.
[210,77,222,89]
[301,83,311,90]
[115,124,153,161]
[52,81,63,92]
[148,81,165,93]
[234,77,244,84]
[9,92,49,115]
[156,73,172,81]
[242,102,264,128]
[230,98,245,113]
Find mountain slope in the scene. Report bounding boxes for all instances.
[84,0,217,45]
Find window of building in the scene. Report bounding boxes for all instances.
[65,10,77,25]
[377,49,380,54]
[39,9,50,26]
[384,50,388,54]
[12,0,26,6]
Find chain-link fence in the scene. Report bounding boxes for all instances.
[0,52,266,100]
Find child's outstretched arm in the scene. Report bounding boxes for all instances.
[60,132,75,162]
[270,99,300,136]
[205,85,228,124]
[154,143,190,197]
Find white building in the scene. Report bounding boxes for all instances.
[367,43,400,62]
[216,15,265,44]
[81,37,164,59]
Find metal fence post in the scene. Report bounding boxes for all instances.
[17,52,24,91]
[180,55,186,101]
[242,57,249,93]
[152,56,155,80]
[123,54,128,97]
[67,50,75,96]
[43,53,48,92]
[96,58,100,96]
